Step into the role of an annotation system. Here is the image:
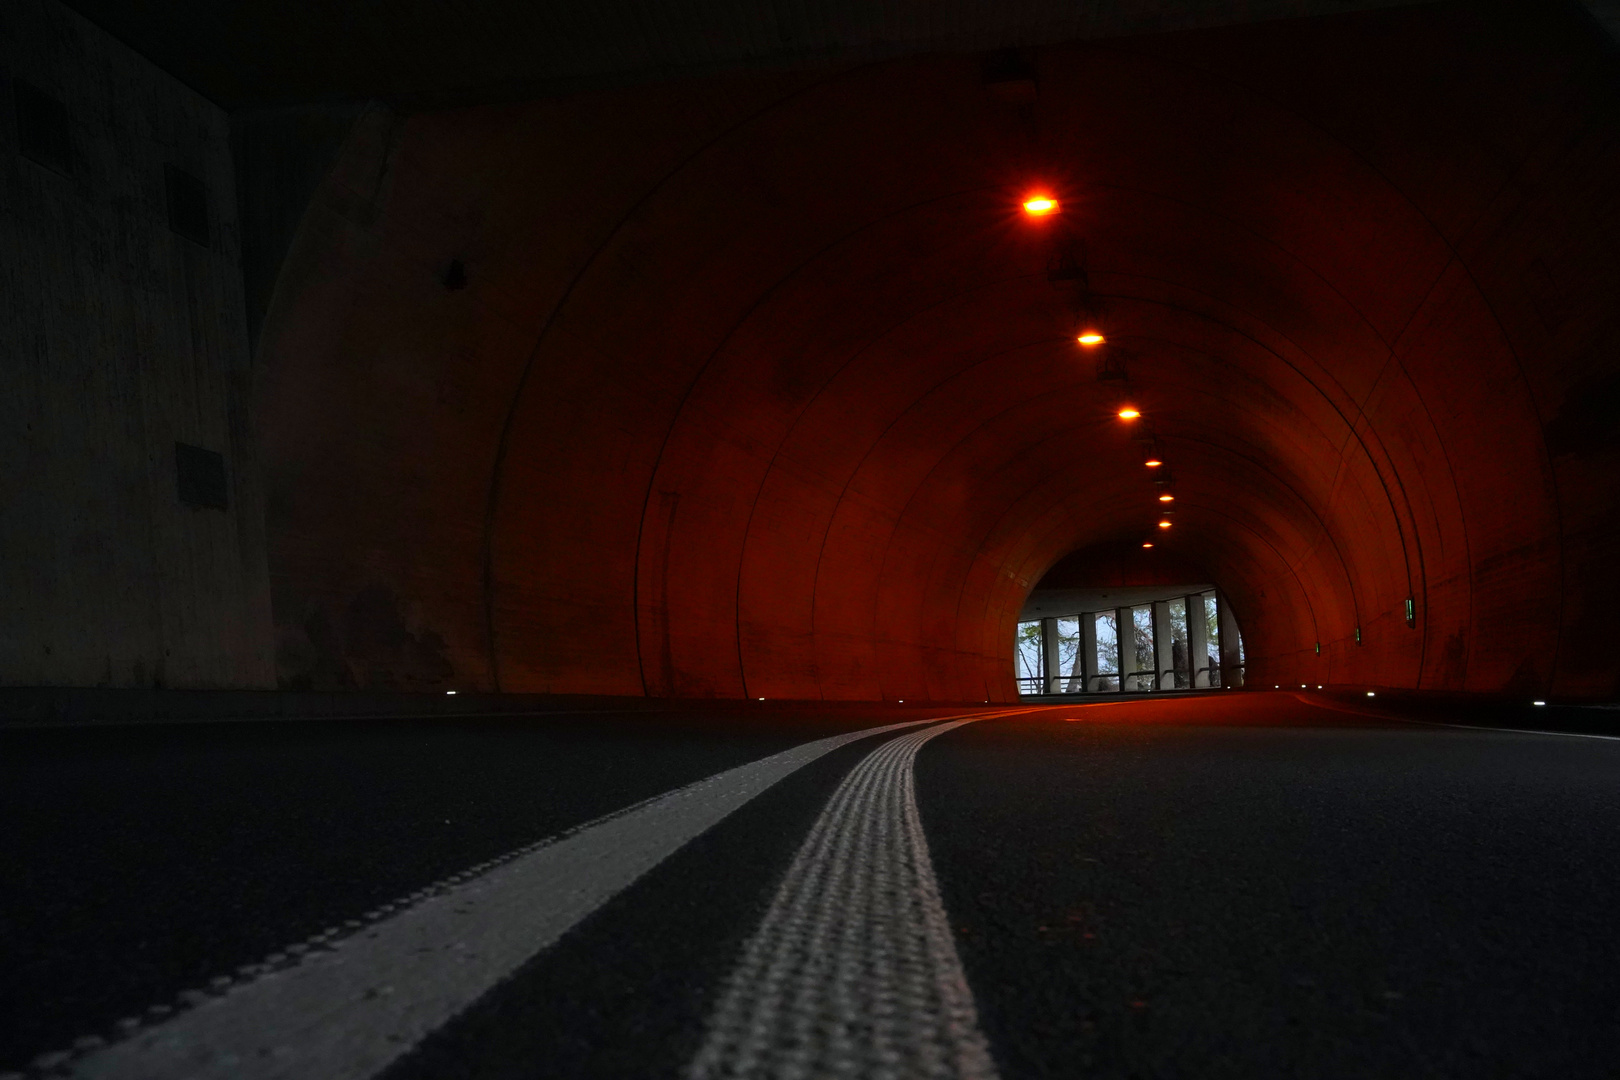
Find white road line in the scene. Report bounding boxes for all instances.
[687,719,999,1080]
[1292,693,1620,741]
[1402,720,1620,742]
[66,717,960,1080]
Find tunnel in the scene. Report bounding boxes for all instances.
[227,0,1617,705]
[6,0,1620,1076]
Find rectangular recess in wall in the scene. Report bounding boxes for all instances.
[12,79,72,175]
[175,442,228,510]
[165,164,210,248]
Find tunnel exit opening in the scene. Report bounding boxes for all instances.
[1016,589,1243,697]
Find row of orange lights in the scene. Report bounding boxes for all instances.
[1117,408,1175,540]
[1110,394,1178,551]
[1025,192,1177,544]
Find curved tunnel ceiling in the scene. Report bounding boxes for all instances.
[67,0,1422,107]
[257,2,1620,702]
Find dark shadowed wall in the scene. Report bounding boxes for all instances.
[1,0,274,688]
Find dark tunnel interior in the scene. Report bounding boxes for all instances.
[250,3,1620,703]
[8,3,1620,1077]
[6,1,1620,703]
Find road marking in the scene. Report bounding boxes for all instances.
[1401,720,1620,742]
[687,719,999,1080]
[67,716,968,1080]
[1293,693,1620,741]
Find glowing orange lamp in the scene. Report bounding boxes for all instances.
[1144,458,1163,468]
[1142,542,1154,549]
[1076,331,1105,346]
[1158,519,1173,529]
[1117,407,1141,420]
[1158,493,1175,502]
[1022,195,1058,216]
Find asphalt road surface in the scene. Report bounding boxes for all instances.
[3,693,1617,1078]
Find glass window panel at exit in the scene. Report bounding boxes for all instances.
[1093,612,1118,692]
[1126,605,1154,691]
[1056,615,1081,693]
[1016,620,1043,693]
[1203,591,1222,687]
[1166,596,1190,688]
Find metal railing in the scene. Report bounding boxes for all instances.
[1018,663,1244,696]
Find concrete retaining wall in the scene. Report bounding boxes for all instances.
[0,0,274,688]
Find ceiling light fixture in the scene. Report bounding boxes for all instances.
[1077,331,1105,346]
[1023,195,1058,215]
[1158,519,1172,529]
[1158,493,1174,502]
[1117,407,1140,420]
[1141,542,1154,549]
[1144,458,1162,468]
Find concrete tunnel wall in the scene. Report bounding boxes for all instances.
[248,2,1620,702]
[2,0,275,690]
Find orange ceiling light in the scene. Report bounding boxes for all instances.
[1076,331,1105,346]
[1117,407,1140,420]
[1022,195,1058,216]
[1158,493,1175,502]
[1144,458,1162,468]
[1158,519,1173,529]
[1141,541,1154,548]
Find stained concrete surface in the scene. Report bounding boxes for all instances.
[1,0,274,690]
